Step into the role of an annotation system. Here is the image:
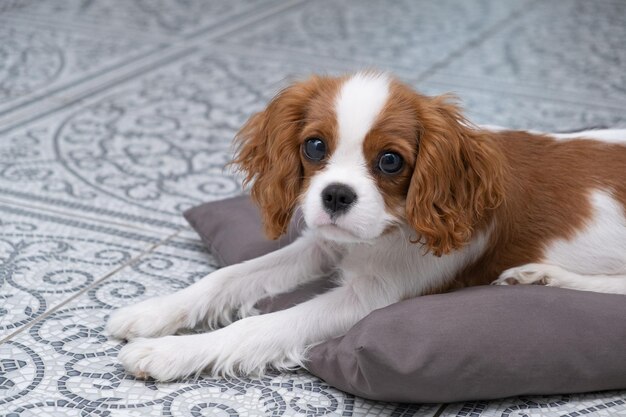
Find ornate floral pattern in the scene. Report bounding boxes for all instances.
[53,56,264,214]
[0,205,161,338]
[0,49,341,230]
[0,0,625,415]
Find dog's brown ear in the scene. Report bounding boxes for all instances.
[232,78,321,239]
[406,94,505,256]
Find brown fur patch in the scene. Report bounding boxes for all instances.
[366,80,506,256]
[232,75,344,239]
[446,131,626,290]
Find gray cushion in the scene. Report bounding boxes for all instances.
[184,195,300,266]
[184,196,626,403]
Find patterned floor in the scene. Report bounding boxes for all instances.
[0,0,625,416]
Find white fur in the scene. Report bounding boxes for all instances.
[494,264,626,294]
[481,125,626,145]
[550,129,626,144]
[107,230,341,339]
[543,190,626,275]
[110,108,626,379]
[113,225,491,380]
[304,72,395,242]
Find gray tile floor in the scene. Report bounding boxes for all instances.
[0,0,625,415]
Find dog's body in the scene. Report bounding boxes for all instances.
[108,72,626,381]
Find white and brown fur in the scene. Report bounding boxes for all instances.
[107,72,626,381]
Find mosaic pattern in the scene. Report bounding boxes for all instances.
[221,0,535,71]
[0,204,162,339]
[0,21,159,116]
[1,236,438,416]
[1,0,280,39]
[0,0,625,415]
[441,392,626,417]
[0,48,348,231]
[437,0,626,105]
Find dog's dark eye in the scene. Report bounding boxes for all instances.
[378,152,403,174]
[303,137,326,162]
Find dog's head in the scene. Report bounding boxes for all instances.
[233,72,504,255]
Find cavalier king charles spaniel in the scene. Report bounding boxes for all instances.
[108,71,626,380]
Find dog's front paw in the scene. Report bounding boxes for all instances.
[116,317,306,380]
[118,336,205,381]
[492,263,565,286]
[106,297,188,340]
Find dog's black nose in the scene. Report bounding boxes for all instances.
[321,183,357,215]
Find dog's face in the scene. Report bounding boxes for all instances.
[234,72,503,255]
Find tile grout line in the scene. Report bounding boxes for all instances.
[414,0,543,84]
[0,197,211,252]
[0,229,181,345]
[216,39,437,76]
[182,0,305,41]
[0,15,171,44]
[0,42,171,120]
[0,47,198,135]
[0,187,184,230]
[0,195,184,236]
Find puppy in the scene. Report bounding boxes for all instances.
[107,72,626,381]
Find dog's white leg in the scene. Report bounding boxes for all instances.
[107,230,341,339]
[118,276,393,380]
[493,263,626,295]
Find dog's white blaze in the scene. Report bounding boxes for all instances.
[334,72,390,156]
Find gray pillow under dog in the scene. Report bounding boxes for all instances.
[184,195,626,403]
